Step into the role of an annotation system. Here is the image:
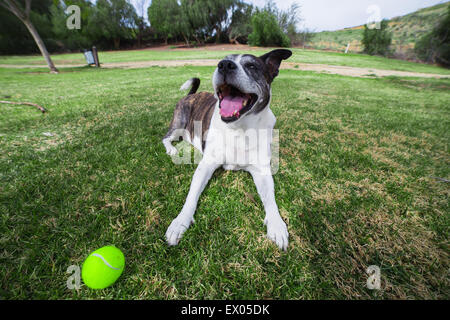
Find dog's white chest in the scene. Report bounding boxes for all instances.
[203,107,275,170]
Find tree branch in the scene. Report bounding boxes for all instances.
[0,100,46,113]
[429,176,450,183]
[25,0,31,18]
[0,1,11,11]
[2,0,26,21]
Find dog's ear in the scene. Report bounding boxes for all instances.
[259,49,292,83]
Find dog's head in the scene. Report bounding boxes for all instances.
[213,49,292,123]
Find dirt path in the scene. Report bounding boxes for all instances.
[1,59,448,79]
[101,60,450,78]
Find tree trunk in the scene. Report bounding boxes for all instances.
[113,38,120,49]
[229,37,241,45]
[137,33,142,48]
[193,34,201,45]
[215,26,221,44]
[22,18,58,73]
[181,32,189,46]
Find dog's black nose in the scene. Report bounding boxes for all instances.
[218,60,237,74]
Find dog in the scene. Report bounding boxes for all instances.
[162,49,292,250]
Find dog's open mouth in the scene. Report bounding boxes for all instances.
[217,84,258,122]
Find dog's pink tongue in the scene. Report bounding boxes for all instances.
[220,96,245,117]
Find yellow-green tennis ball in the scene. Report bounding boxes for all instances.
[82,246,125,289]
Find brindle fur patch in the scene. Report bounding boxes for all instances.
[164,91,217,151]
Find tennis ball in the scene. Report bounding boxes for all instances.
[81,246,125,289]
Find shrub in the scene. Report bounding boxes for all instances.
[415,5,450,67]
[361,19,392,56]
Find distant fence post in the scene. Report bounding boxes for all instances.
[345,43,350,53]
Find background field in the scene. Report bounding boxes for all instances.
[1,47,450,75]
[309,2,450,56]
[0,49,449,299]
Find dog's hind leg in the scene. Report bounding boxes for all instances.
[162,102,190,156]
[162,78,200,156]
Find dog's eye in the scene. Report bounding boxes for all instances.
[246,63,256,70]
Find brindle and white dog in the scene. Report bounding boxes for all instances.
[162,49,292,250]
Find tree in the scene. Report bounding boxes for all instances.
[203,0,239,43]
[0,1,56,54]
[148,0,248,46]
[276,2,301,33]
[361,19,392,56]
[50,0,94,51]
[180,0,209,45]
[247,0,308,48]
[133,0,149,48]
[275,2,305,45]
[177,0,242,45]
[415,5,450,67]
[248,6,290,47]
[89,0,138,49]
[148,0,181,45]
[0,0,58,73]
[227,2,253,44]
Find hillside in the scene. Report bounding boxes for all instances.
[307,2,449,57]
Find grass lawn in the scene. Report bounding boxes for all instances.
[0,57,449,299]
[1,47,450,75]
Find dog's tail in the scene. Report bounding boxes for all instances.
[180,78,200,95]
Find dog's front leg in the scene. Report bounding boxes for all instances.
[249,167,289,251]
[166,160,219,246]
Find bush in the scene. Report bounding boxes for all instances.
[361,19,392,56]
[415,5,450,67]
[290,29,314,47]
[248,9,290,47]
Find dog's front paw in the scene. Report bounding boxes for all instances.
[165,216,194,246]
[265,216,289,251]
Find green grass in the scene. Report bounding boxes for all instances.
[0,58,449,299]
[1,47,449,75]
[309,28,363,51]
[290,49,450,74]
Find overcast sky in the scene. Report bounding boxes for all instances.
[131,0,449,32]
[248,0,449,31]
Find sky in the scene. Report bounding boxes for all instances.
[248,0,449,31]
[131,0,449,32]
